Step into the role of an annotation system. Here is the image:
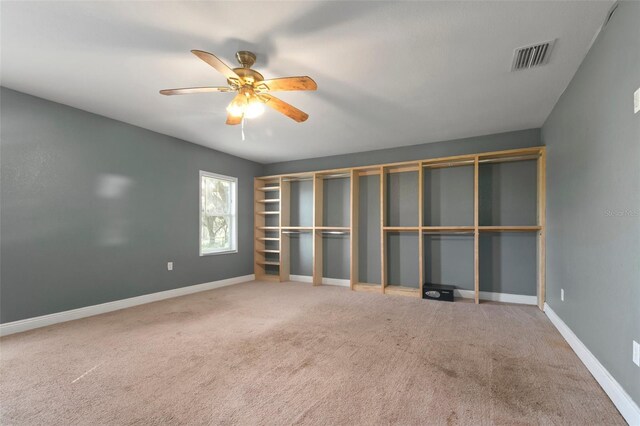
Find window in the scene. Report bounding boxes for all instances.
[200,171,237,255]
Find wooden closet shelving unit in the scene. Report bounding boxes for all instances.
[254,146,546,309]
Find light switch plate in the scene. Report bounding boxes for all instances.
[561,288,565,302]
[635,87,640,114]
[167,262,173,271]
[633,341,640,367]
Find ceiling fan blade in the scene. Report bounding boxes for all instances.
[257,76,317,92]
[159,86,231,96]
[191,50,241,82]
[226,114,242,125]
[260,94,309,122]
[225,93,244,125]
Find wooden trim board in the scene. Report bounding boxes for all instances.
[473,156,480,304]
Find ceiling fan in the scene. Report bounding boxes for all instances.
[160,50,317,125]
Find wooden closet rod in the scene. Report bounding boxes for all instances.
[281,177,313,182]
[479,155,539,164]
[422,231,474,235]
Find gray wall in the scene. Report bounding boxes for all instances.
[424,166,474,226]
[479,233,537,296]
[323,177,350,227]
[425,235,474,290]
[479,160,537,226]
[387,232,419,288]
[542,1,640,404]
[322,235,350,280]
[0,87,262,323]
[358,175,381,284]
[290,180,313,227]
[387,172,419,227]
[264,129,541,175]
[289,233,312,276]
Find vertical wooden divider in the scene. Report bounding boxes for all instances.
[537,150,547,310]
[418,163,424,294]
[473,156,480,304]
[350,170,359,290]
[312,173,324,286]
[380,166,387,293]
[279,177,290,282]
[254,178,265,279]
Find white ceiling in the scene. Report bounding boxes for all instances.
[1,1,613,163]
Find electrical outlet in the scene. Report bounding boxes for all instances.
[561,288,564,301]
[635,87,640,114]
[167,262,173,271]
[633,341,640,367]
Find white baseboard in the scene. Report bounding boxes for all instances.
[545,303,640,425]
[289,275,350,287]
[456,289,537,305]
[288,277,535,303]
[0,274,255,337]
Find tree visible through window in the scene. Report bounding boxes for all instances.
[200,172,237,255]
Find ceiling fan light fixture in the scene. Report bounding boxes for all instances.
[226,90,264,119]
[226,101,245,118]
[244,100,265,119]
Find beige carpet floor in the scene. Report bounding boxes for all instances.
[0,281,624,425]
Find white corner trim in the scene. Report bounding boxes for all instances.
[289,275,350,287]
[545,303,640,425]
[455,289,537,305]
[0,274,255,337]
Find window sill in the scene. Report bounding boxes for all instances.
[200,249,238,257]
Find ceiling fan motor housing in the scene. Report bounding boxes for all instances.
[230,51,263,86]
[231,68,264,86]
[236,51,256,68]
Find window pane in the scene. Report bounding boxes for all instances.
[201,215,231,253]
[203,176,230,215]
[200,172,236,255]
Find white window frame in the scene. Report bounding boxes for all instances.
[199,171,238,256]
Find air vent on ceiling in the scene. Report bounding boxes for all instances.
[511,39,555,71]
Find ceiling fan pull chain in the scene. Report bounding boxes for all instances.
[241,116,245,141]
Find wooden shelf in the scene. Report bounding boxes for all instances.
[353,283,382,293]
[386,164,420,173]
[316,226,350,230]
[257,261,280,266]
[257,211,280,215]
[257,226,279,230]
[479,226,541,232]
[384,286,421,298]
[282,226,313,230]
[257,186,280,192]
[383,226,420,231]
[258,237,280,241]
[256,274,281,282]
[353,167,381,176]
[422,226,475,233]
[257,249,280,254]
[257,199,280,203]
